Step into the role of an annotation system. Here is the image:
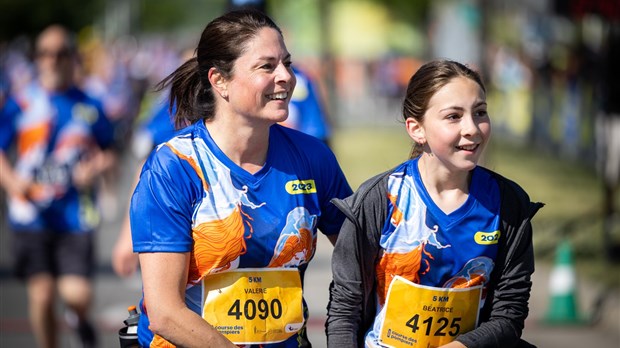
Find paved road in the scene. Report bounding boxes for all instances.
[1,156,619,347]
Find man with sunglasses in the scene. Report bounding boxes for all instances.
[0,24,116,348]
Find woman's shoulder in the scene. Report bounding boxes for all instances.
[272,124,335,162]
[143,126,197,171]
[273,123,328,145]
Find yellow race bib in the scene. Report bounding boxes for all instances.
[202,268,305,345]
[379,276,482,348]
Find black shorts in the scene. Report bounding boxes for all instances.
[12,231,95,280]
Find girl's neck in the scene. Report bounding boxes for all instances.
[417,156,471,214]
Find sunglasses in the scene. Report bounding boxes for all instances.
[36,48,72,60]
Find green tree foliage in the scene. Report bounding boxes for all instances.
[0,0,104,42]
[137,0,225,33]
[368,0,431,25]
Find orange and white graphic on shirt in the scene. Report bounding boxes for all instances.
[17,122,49,157]
[165,137,266,285]
[150,334,175,348]
[268,207,317,268]
[443,257,493,289]
[15,89,51,159]
[377,174,451,305]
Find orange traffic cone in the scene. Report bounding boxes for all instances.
[543,240,586,324]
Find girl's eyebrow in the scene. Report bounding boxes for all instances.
[439,101,487,112]
[439,106,464,112]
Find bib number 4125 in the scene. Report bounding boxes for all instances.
[406,314,461,337]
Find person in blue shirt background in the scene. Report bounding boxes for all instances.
[283,66,332,146]
[0,25,117,348]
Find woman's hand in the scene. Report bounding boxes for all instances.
[72,149,116,189]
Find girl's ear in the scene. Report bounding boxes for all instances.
[405,117,425,145]
[208,67,228,99]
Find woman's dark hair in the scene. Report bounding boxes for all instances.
[403,59,486,158]
[157,9,282,129]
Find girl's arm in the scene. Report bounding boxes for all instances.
[326,217,365,347]
[455,195,541,348]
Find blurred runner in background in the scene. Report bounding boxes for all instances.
[0,25,117,348]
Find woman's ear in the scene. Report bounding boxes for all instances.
[405,118,425,145]
[208,67,228,99]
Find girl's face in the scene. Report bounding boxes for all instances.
[407,76,490,174]
[224,27,296,125]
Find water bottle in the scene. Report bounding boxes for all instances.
[118,305,140,348]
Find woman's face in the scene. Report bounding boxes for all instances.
[411,76,490,173]
[224,27,296,125]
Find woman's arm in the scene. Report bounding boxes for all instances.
[0,151,30,197]
[139,252,237,348]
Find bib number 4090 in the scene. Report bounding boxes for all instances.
[228,299,283,320]
[406,314,461,337]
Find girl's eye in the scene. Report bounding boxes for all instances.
[446,114,460,120]
[475,110,488,117]
[284,61,293,68]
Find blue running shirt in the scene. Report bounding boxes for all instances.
[365,158,501,347]
[2,84,113,233]
[131,122,352,347]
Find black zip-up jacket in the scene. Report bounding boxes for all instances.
[326,167,544,348]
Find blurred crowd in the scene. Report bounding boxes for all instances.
[2,26,185,152]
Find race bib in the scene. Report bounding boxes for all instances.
[379,276,482,348]
[34,161,71,186]
[202,268,305,345]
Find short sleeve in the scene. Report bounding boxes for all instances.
[130,148,197,252]
[0,97,20,150]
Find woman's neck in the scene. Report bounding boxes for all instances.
[205,118,270,174]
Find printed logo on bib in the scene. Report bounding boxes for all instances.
[202,268,304,345]
[474,230,500,245]
[285,180,317,195]
[379,276,482,347]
